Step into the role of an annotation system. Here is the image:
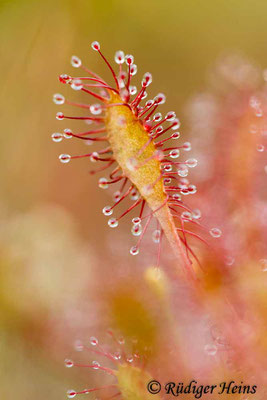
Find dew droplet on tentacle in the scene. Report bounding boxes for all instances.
[177,165,189,177]
[260,258,267,272]
[152,229,161,243]
[192,209,201,219]
[90,103,102,115]
[209,228,222,238]
[90,336,99,346]
[59,154,71,163]
[63,128,73,139]
[130,64,138,76]
[171,132,180,140]
[170,149,180,159]
[153,113,162,122]
[67,390,76,399]
[71,79,83,91]
[256,144,265,152]
[166,111,176,121]
[204,344,217,356]
[183,142,192,151]
[131,224,142,236]
[71,55,82,68]
[51,133,63,142]
[98,177,109,189]
[56,112,64,120]
[108,218,119,228]
[113,191,121,202]
[74,340,84,352]
[114,50,125,64]
[53,93,65,105]
[103,206,113,216]
[92,361,100,370]
[91,41,100,51]
[186,158,198,168]
[130,246,139,256]
[65,359,74,368]
[181,211,192,220]
[90,152,99,162]
[132,217,141,225]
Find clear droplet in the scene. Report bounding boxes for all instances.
[255,108,263,117]
[225,256,235,266]
[155,93,166,104]
[130,246,139,256]
[141,91,147,100]
[260,258,267,272]
[113,191,121,202]
[53,93,65,105]
[192,209,201,219]
[59,74,72,84]
[126,356,134,363]
[164,177,172,185]
[71,55,82,68]
[130,64,138,76]
[113,351,121,360]
[56,112,64,120]
[171,132,180,140]
[130,188,139,201]
[114,50,125,64]
[90,152,99,162]
[103,206,113,216]
[152,229,161,243]
[209,228,222,238]
[92,361,100,370]
[131,224,142,236]
[132,217,141,225]
[164,164,172,172]
[74,340,84,352]
[183,142,191,151]
[153,112,162,122]
[172,118,181,130]
[67,390,76,399]
[129,85,137,95]
[118,336,125,345]
[166,111,176,121]
[63,128,73,139]
[108,218,119,228]
[204,344,217,356]
[257,144,265,152]
[142,72,152,87]
[59,154,71,163]
[188,184,197,194]
[90,104,102,115]
[71,79,83,91]
[155,126,163,134]
[51,132,63,142]
[172,193,181,201]
[181,211,192,220]
[186,158,198,168]
[90,336,98,346]
[170,149,180,159]
[98,177,108,189]
[125,54,134,65]
[65,359,74,368]
[177,166,188,177]
[91,41,100,51]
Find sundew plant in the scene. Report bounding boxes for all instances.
[53,43,267,400]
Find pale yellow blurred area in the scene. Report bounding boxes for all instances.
[1,0,267,398]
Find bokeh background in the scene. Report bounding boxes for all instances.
[1,0,267,398]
